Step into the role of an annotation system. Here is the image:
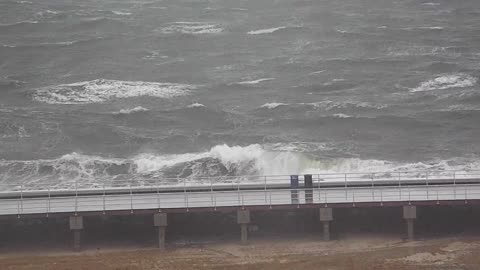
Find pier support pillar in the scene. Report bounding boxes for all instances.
[69,216,83,251]
[403,205,417,241]
[154,213,168,250]
[237,210,250,244]
[319,208,333,241]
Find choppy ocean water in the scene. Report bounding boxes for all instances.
[1,0,480,187]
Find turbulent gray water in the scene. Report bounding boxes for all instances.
[1,0,480,187]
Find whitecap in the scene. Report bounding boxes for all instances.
[332,113,353,118]
[235,78,275,85]
[187,103,205,108]
[247,26,287,35]
[159,22,223,34]
[411,74,477,92]
[113,106,149,115]
[308,70,326,76]
[422,2,440,5]
[112,11,132,16]
[260,103,288,109]
[0,20,38,27]
[33,79,195,104]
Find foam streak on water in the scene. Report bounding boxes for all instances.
[33,79,195,104]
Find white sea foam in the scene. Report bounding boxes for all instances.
[305,100,387,110]
[3,145,480,187]
[308,70,326,76]
[260,103,288,109]
[132,144,480,177]
[159,22,223,34]
[417,26,444,30]
[247,26,287,35]
[332,113,353,118]
[33,79,194,104]
[422,2,440,5]
[411,74,477,92]
[113,106,149,115]
[112,11,132,16]
[235,78,275,85]
[187,103,205,108]
[0,20,38,27]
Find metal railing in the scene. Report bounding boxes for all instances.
[0,170,480,216]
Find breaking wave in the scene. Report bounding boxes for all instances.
[1,144,480,188]
[33,79,195,104]
[113,106,149,115]
[187,103,205,108]
[234,78,275,85]
[260,103,288,109]
[159,22,223,34]
[411,74,477,92]
[247,26,287,35]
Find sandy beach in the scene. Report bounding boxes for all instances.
[2,234,480,270]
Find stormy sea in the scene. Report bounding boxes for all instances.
[1,0,479,188]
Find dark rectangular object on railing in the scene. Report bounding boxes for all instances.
[290,175,299,204]
[305,174,313,203]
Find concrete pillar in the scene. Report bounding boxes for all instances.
[403,205,417,241]
[69,216,83,251]
[319,208,333,241]
[154,213,168,249]
[237,210,250,244]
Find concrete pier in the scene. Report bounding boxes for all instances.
[69,216,83,251]
[319,208,333,241]
[237,210,251,244]
[154,213,168,249]
[403,205,417,241]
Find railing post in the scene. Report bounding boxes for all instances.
[47,187,51,215]
[210,177,214,208]
[130,185,133,213]
[371,173,375,200]
[318,182,321,203]
[408,184,411,203]
[264,176,267,204]
[352,187,355,204]
[398,172,402,199]
[241,192,245,209]
[157,178,161,212]
[75,181,78,213]
[103,183,106,213]
[20,185,24,215]
[426,172,429,199]
[453,171,457,200]
[380,186,383,205]
[237,179,241,205]
[183,177,188,210]
[269,191,272,209]
[345,173,348,199]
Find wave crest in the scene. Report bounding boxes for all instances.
[33,79,194,104]
[159,22,223,34]
[411,74,477,92]
[2,144,480,188]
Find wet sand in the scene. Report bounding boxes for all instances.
[2,234,480,270]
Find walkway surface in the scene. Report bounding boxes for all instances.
[1,171,480,216]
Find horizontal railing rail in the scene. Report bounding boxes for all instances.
[2,182,480,216]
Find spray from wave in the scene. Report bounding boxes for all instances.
[1,144,479,188]
[33,79,195,104]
